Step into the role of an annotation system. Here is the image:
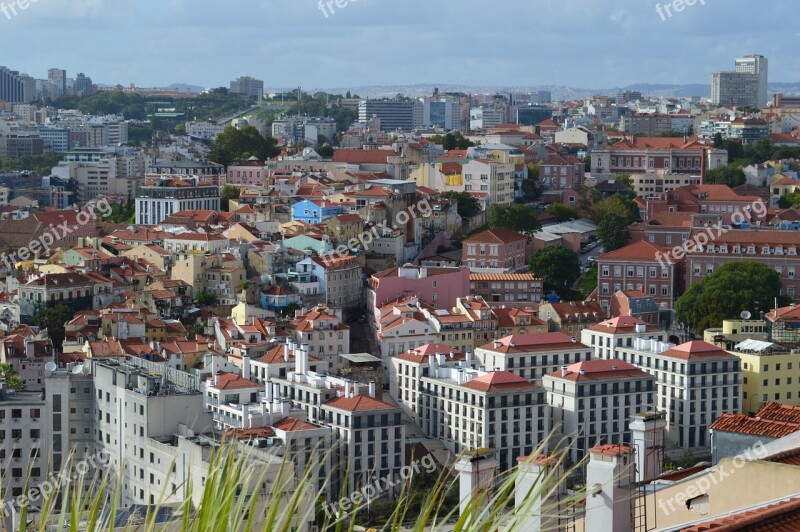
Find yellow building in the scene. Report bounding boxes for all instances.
[408,163,464,192]
[728,341,800,413]
[703,318,769,350]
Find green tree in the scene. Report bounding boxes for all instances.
[221,185,241,211]
[705,165,746,187]
[195,290,218,307]
[612,173,634,190]
[546,204,579,222]
[778,191,800,209]
[33,304,73,348]
[590,193,641,224]
[522,164,542,202]
[0,363,24,391]
[488,204,541,233]
[675,262,789,333]
[529,246,581,294]
[440,191,481,219]
[597,213,631,252]
[208,125,280,167]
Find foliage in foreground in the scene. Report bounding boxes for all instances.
[0,437,583,531]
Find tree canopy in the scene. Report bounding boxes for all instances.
[546,204,579,222]
[0,363,24,391]
[34,304,73,348]
[588,193,641,225]
[195,290,219,307]
[529,245,581,294]
[440,191,481,219]
[597,213,631,252]
[429,132,474,150]
[675,262,789,333]
[522,164,543,202]
[221,185,241,211]
[208,125,280,167]
[705,165,746,187]
[488,204,541,233]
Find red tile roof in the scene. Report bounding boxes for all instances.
[272,417,321,432]
[661,341,736,361]
[324,394,397,412]
[599,240,669,263]
[709,413,800,439]
[756,402,800,424]
[589,444,633,457]
[210,372,260,390]
[589,316,662,334]
[332,149,396,165]
[682,497,800,532]
[480,332,583,353]
[461,371,536,393]
[548,359,650,382]
[463,227,527,245]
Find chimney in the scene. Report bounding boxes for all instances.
[272,382,281,408]
[284,341,291,363]
[242,403,250,429]
[585,445,636,532]
[429,354,438,377]
[266,380,273,403]
[561,366,568,377]
[25,337,34,359]
[211,357,219,386]
[242,354,251,381]
[455,450,499,522]
[368,381,376,398]
[301,344,310,375]
[295,344,303,374]
[629,412,667,481]
[516,455,566,531]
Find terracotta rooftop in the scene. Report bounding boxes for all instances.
[461,371,536,393]
[324,394,396,412]
[709,413,800,439]
[481,332,585,353]
[589,444,633,457]
[272,417,321,432]
[549,359,650,382]
[210,372,260,390]
[682,497,800,532]
[599,240,669,263]
[463,227,527,245]
[661,341,736,361]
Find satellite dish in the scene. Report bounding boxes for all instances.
[741,310,752,320]
[72,364,84,375]
[44,362,57,377]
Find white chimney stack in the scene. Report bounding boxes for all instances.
[212,357,219,386]
[630,412,667,482]
[516,455,565,531]
[242,403,250,429]
[266,380,273,402]
[284,342,290,363]
[242,354,251,381]
[585,445,636,532]
[455,451,498,522]
[561,366,568,377]
[368,381,376,397]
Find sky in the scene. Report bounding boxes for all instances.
[1,0,797,91]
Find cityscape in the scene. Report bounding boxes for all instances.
[1,1,800,530]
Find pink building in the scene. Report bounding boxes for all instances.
[462,228,530,271]
[368,265,470,311]
[227,158,266,186]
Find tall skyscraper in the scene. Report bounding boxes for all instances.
[74,73,95,97]
[229,76,264,99]
[735,54,769,108]
[0,66,31,103]
[711,54,768,109]
[48,68,67,98]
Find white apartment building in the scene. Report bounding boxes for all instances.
[474,332,593,385]
[185,121,226,140]
[582,317,742,452]
[289,306,350,373]
[542,359,656,464]
[135,176,220,226]
[462,158,515,208]
[390,350,549,471]
[0,387,47,501]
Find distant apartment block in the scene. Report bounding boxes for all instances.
[358,99,424,132]
[135,176,220,225]
[229,76,264,99]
